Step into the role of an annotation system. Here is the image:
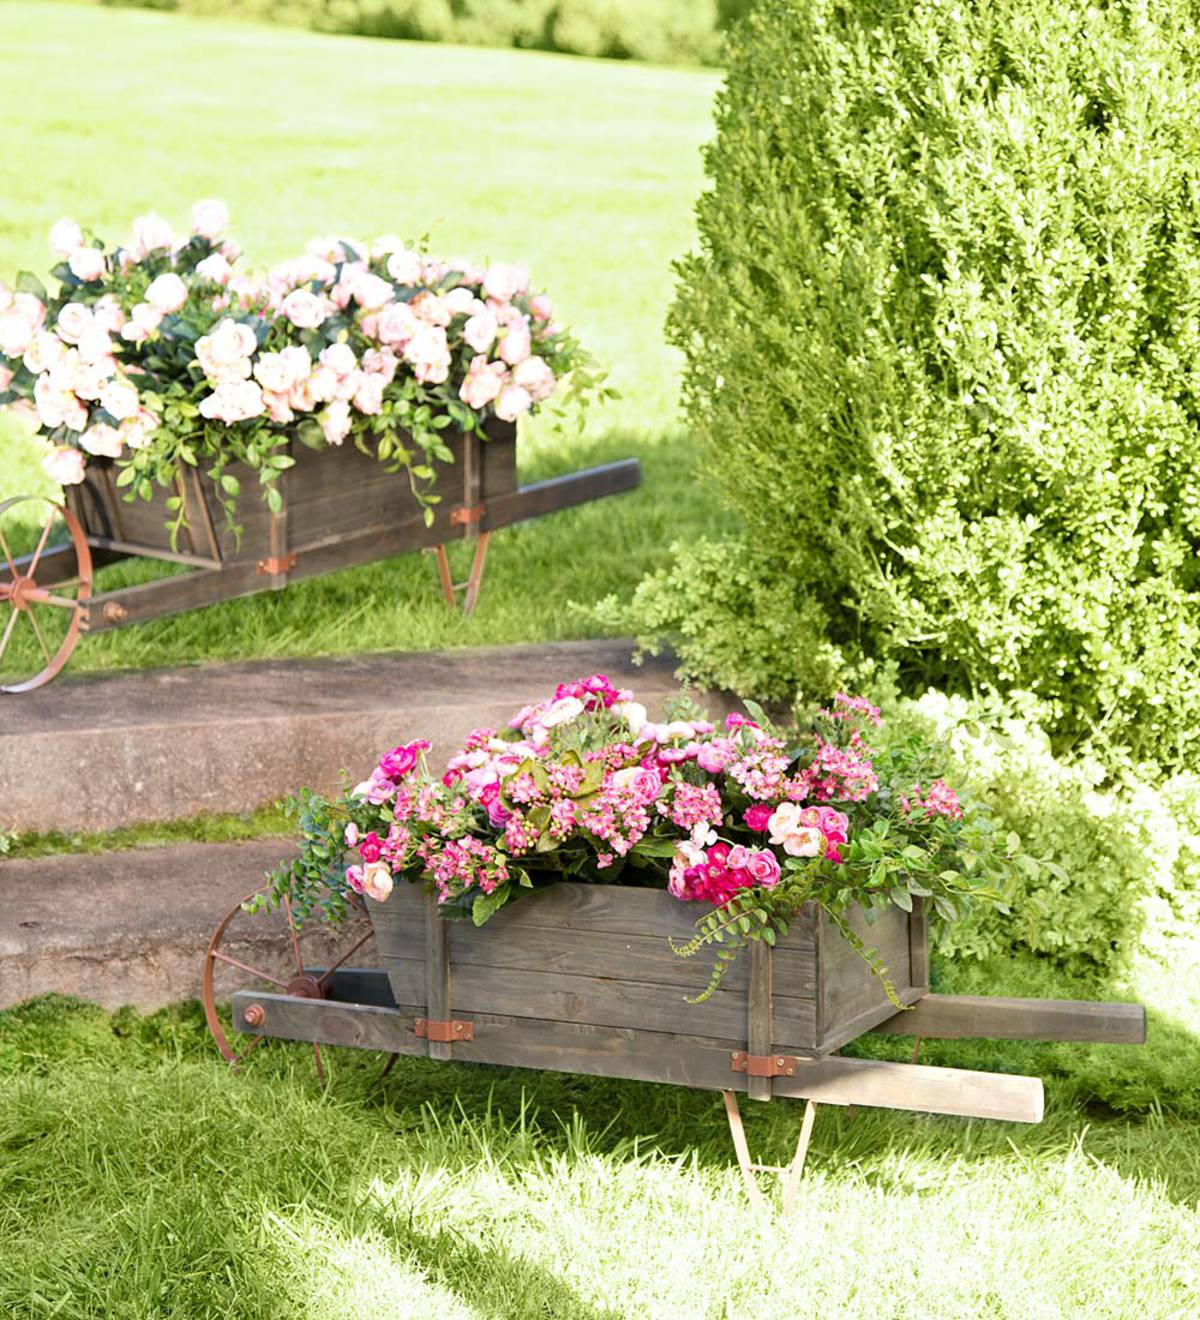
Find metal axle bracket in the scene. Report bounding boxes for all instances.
[414,1017,474,1043]
[257,552,297,576]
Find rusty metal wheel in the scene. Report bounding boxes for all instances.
[0,494,93,693]
[201,888,385,1083]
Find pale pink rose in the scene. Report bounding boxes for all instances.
[361,347,398,383]
[370,234,404,259]
[483,263,528,302]
[411,291,451,326]
[360,860,394,903]
[308,364,339,403]
[319,342,357,378]
[0,315,34,357]
[34,373,70,428]
[458,355,507,410]
[609,765,664,804]
[376,301,418,347]
[726,845,752,870]
[499,316,532,366]
[119,408,159,450]
[198,379,265,423]
[54,302,93,346]
[352,372,385,415]
[288,375,316,412]
[541,695,584,727]
[306,234,349,263]
[14,293,46,330]
[262,390,294,424]
[529,293,552,321]
[73,360,115,403]
[386,249,423,284]
[22,330,65,376]
[421,257,447,284]
[343,821,360,847]
[443,287,483,316]
[42,445,86,486]
[0,364,12,391]
[494,383,532,422]
[49,218,84,256]
[254,350,306,394]
[767,802,803,842]
[513,355,556,404]
[195,253,232,286]
[145,272,188,314]
[334,369,362,403]
[68,247,107,283]
[120,302,164,344]
[462,309,498,354]
[93,296,126,334]
[782,828,823,858]
[80,422,123,458]
[3,398,39,430]
[191,198,230,239]
[131,213,174,257]
[352,271,394,310]
[404,324,450,384]
[320,399,352,445]
[76,325,115,366]
[100,378,140,422]
[281,287,329,329]
[195,319,256,384]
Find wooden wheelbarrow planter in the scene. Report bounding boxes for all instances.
[224,882,1145,1211]
[0,420,639,690]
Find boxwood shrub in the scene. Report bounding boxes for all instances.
[659,0,1200,774]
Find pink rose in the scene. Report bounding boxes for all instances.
[68,247,107,283]
[353,372,385,415]
[254,348,309,394]
[513,355,556,402]
[362,347,398,383]
[14,293,46,329]
[726,845,752,870]
[443,287,482,316]
[352,272,394,310]
[358,832,384,864]
[99,379,140,422]
[195,318,256,384]
[360,861,394,902]
[483,263,528,302]
[76,325,114,366]
[119,408,159,450]
[529,293,552,321]
[319,342,357,378]
[0,315,34,357]
[309,364,339,403]
[386,249,423,284]
[379,740,429,779]
[22,330,66,376]
[54,302,93,346]
[49,218,83,256]
[494,383,532,422]
[80,423,122,458]
[281,287,329,329]
[319,399,352,445]
[743,804,773,831]
[343,822,359,847]
[262,390,294,424]
[195,253,232,286]
[93,297,127,334]
[119,303,164,345]
[42,445,86,485]
[404,324,450,384]
[191,198,230,239]
[376,301,418,347]
[131,213,174,257]
[345,864,365,894]
[498,316,531,366]
[459,355,507,410]
[462,309,499,354]
[198,379,265,423]
[411,291,451,326]
[747,849,782,887]
[145,272,188,314]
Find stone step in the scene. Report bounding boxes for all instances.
[1,640,717,834]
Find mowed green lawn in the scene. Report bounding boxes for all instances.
[0,4,727,673]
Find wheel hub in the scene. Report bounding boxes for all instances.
[4,575,36,610]
[285,973,325,1000]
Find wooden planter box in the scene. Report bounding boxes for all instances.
[365,881,928,1097]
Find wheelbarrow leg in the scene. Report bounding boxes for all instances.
[430,530,493,616]
[721,1089,819,1213]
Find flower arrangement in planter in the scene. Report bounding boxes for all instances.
[0,202,607,533]
[267,676,1029,1003]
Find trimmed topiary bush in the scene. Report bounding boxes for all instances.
[660,0,1200,774]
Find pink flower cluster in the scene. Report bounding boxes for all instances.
[794,738,879,803]
[669,842,781,904]
[901,779,964,820]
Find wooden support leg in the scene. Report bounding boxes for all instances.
[429,531,493,616]
[721,1090,818,1213]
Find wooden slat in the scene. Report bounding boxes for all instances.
[232,991,427,1054]
[481,460,640,532]
[775,1056,1044,1123]
[870,994,1147,1044]
[909,897,929,991]
[746,938,773,1101]
[423,888,453,1060]
[817,904,919,1052]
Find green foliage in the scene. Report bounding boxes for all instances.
[662,0,1200,774]
[100,0,750,66]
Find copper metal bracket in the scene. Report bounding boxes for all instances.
[722,1089,818,1213]
[731,1051,798,1078]
[450,502,486,527]
[414,1017,474,1042]
[257,552,297,576]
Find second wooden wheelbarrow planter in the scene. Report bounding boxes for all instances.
[216,881,1146,1211]
[0,419,639,691]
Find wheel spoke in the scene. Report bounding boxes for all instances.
[316,928,374,988]
[209,950,290,990]
[0,524,17,579]
[313,1042,326,1085]
[0,607,19,664]
[25,609,52,666]
[232,1034,267,1067]
[282,895,305,976]
[35,592,84,611]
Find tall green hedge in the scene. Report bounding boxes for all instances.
[655,0,1200,773]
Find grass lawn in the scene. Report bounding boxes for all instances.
[1,994,1198,1320]
[0,4,728,675]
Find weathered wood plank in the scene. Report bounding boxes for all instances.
[817,904,921,1052]
[775,1056,1044,1123]
[909,897,929,991]
[870,994,1147,1045]
[423,888,454,1060]
[746,938,773,1101]
[481,460,641,532]
[232,991,427,1054]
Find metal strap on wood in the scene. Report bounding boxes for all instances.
[731,1051,798,1078]
[414,1017,474,1042]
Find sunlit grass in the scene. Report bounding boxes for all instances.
[0,995,1197,1319]
[0,4,728,675]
